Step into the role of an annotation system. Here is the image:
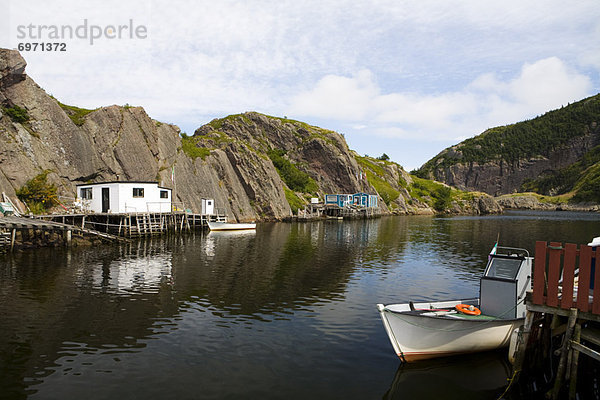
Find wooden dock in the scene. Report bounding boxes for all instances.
[511,241,600,399]
[297,203,379,220]
[0,215,127,251]
[1,211,227,251]
[35,211,227,237]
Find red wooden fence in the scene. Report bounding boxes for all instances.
[532,241,600,315]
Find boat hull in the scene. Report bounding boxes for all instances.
[207,221,256,231]
[377,300,523,362]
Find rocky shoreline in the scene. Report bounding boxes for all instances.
[496,195,600,212]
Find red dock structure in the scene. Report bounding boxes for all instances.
[532,241,600,316]
[512,241,600,400]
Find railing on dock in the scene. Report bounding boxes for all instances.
[32,211,228,238]
[532,241,600,316]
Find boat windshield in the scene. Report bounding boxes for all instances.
[485,257,522,280]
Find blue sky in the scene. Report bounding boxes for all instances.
[2,0,599,170]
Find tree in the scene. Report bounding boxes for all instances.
[433,186,452,212]
[377,153,390,161]
[16,170,58,213]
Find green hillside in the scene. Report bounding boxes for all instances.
[417,94,600,170]
[416,93,600,203]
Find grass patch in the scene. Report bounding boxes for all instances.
[409,176,465,211]
[356,156,387,177]
[56,101,95,126]
[284,187,305,214]
[181,134,211,160]
[365,170,399,206]
[208,114,251,130]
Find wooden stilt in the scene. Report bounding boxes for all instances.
[568,323,582,400]
[10,228,16,251]
[513,310,536,373]
[549,308,578,400]
[64,229,72,247]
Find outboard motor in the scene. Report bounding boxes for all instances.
[479,247,532,319]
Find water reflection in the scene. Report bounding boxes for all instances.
[383,351,512,400]
[173,222,362,317]
[0,212,599,399]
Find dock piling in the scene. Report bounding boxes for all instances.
[550,308,577,399]
[512,241,600,399]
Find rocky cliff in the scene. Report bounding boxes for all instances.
[416,95,600,198]
[0,49,407,220]
[0,49,500,219]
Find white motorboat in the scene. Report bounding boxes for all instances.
[377,245,532,362]
[207,221,256,231]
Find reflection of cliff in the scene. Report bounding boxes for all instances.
[171,223,361,316]
[417,213,600,271]
[0,242,179,398]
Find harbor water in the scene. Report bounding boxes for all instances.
[1,211,599,399]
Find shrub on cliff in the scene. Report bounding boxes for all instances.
[3,105,30,123]
[15,171,58,213]
[432,186,452,211]
[267,149,318,193]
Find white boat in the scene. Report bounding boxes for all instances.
[207,221,256,231]
[377,245,532,362]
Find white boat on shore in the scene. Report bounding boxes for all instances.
[207,221,256,231]
[378,245,532,362]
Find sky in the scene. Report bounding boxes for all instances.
[1,0,599,171]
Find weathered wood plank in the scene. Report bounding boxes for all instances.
[571,341,600,362]
[577,246,592,313]
[526,301,600,323]
[547,242,563,307]
[561,243,577,310]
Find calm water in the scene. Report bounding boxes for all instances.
[1,211,599,399]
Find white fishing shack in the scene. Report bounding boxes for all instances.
[75,181,172,213]
[201,198,215,215]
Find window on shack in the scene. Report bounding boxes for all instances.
[80,188,92,200]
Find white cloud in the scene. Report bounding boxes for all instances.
[289,70,378,120]
[290,57,594,141]
[1,0,599,167]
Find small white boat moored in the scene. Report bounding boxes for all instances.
[207,221,256,231]
[378,245,532,362]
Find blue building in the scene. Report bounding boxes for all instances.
[325,194,353,207]
[326,193,378,208]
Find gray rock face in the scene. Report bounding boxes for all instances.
[191,112,385,217]
[0,48,501,219]
[427,115,600,196]
[431,132,598,196]
[0,49,26,94]
[0,49,387,220]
